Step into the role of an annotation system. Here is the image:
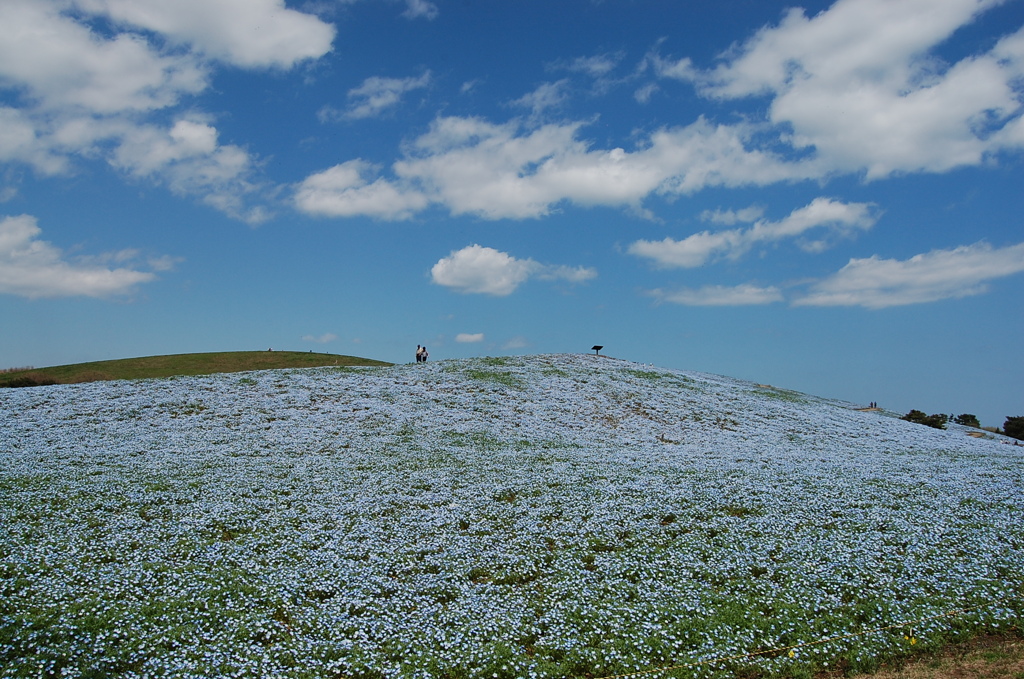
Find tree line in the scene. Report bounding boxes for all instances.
[901,410,1024,440]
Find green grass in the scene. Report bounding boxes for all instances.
[0,351,391,387]
[752,386,808,404]
[465,369,523,389]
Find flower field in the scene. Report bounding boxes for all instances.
[1,354,1021,679]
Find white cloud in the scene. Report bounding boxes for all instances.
[633,83,658,104]
[0,0,207,115]
[395,118,592,219]
[750,197,878,251]
[650,284,784,306]
[299,0,1024,222]
[510,80,570,116]
[645,239,1024,309]
[11,0,1016,231]
[628,198,878,268]
[537,264,598,284]
[386,115,812,220]
[72,0,335,68]
[430,244,596,295]
[296,112,815,221]
[646,39,697,82]
[794,241,1024,308]
[112,118,267,223]
[0,107,68,175]
[629,231,741,269]
[0,215,162,298]
[455,333,485,343]
[431,245,539,296]
[0,0,333,221]
[148,255,183,272]
[294,160,428,220]
[333,71,432,121]
[676,0,1024,178]
[402,0,439,21]
[302,333,338,343]
[565,53,624,78]
[115,119,218,174]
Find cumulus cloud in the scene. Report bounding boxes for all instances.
[650,284,784,306]
[0,107,68,175]
[296,103,824,220]
[295,0,1020,223]
[628,198,878,268]
[309,0,1024,225]
[0,1,207,115]
[72,0,335,68]
[112,118,269,223]
[794,241,1024,308]
[430,245,538,296]
[391,115,811,220]
[430,244,596,295]
[667,0,1024,178]
[9,0,1020,231]
[327,72,432,121]
[294,160,428,220]
[0,215,164,298]
[0,0,334,220]
[455,333,485,343]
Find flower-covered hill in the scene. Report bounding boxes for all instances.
[1,354,1021,679]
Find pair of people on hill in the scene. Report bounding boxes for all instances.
[415,345,429,363]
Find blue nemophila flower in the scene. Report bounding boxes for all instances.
[0,355,1021,678]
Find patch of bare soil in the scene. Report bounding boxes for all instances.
[817,634,1024,679]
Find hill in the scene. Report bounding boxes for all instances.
[0,354,1020,679]
[0,350,391,387]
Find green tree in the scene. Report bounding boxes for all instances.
[902,410,948,430]
[1003,416,1024,441]
[954,413,980,428]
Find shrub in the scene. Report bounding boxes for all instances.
[953,413,980,428]
[1003,416,1024,441]
[1,375,57,388]
[901,410,948,430]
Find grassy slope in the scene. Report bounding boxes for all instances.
[0,351,391,386]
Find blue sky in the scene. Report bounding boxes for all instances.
[1,0,1023,427]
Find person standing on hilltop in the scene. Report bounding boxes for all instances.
[415,345,423,363]
[421,346,428,362]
